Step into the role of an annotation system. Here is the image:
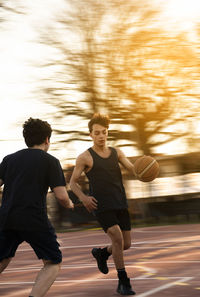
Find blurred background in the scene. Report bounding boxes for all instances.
[0,0,200,230]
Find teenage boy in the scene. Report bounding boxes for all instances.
[0,118,74,297]
[70,113,136,295]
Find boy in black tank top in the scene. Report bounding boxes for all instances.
[70,114,136,295]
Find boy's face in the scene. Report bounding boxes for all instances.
[90,124,108,147]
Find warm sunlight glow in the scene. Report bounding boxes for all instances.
[1,0,200,164]
[162,0,200,30]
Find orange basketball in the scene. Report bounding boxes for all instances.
[133,155,159,182]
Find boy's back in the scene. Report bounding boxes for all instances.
[0,148,65,231]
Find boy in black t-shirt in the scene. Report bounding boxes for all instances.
[0,118,74,297]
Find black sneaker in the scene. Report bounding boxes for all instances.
[91,248,109,274]
[117,278,136,295]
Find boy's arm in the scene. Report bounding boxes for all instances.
[69,154,97,212]
[0,179,3,187]
[116,148,136,177]
[53,186,74,209]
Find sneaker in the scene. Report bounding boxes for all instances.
[91,248,109,274]
[117,278,136,295]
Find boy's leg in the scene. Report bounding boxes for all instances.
[91,209,131,274]
[24,228,62,297]
[0,230,22,274]
[91,224,124,274]
[29,259,61,297]
[107,225,135,295]
[107,230,131,254]
[91,227,127,274]
[107,224,124,269]
[122,230,131,251]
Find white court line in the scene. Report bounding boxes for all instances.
[17,239,200,252]
[17,243,107,252]
[0,276,194,286]
[17,244,197,252]
[4,264,156,274]
[135,277,193,297]
[135,230,198,233]
[60,237,200,249]
[133,237,200,245]
[4,261,199,275]
[134,261,200,264]
[1,269,195,297]
[132,246,197,249]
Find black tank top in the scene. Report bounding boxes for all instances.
[86,147,128,213]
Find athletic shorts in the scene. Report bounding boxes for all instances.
[0,228,62,264]
[95,208,131,232]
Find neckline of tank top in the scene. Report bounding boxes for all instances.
[90,147,113,160]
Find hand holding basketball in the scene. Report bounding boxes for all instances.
[133,155,159,182]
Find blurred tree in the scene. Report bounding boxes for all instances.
[40,0,199,156]
[102,18,199,154]
[42,0,107,143]
[0,0,25,23]
[183,24,200,152]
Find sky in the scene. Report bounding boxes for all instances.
[0,0,200,165]
[0,0,66,161]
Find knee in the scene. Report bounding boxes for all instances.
[108,233,123,249]
[111,233,124,250]
[114,237,124,249]
[57,262,62,273]
[43,260,62,271]
[123,241,131,250]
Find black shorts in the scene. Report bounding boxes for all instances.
[95,208,131,232]
[0,228,62,264]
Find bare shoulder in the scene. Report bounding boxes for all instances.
[76,150,92,166]
[114,147,134,172]
[114,147,126,160]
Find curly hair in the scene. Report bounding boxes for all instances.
[88,113,110,132]
[23,118,52,147]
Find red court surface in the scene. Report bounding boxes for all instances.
[0,223,199,297]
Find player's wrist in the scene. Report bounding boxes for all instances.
[79,194,87,201]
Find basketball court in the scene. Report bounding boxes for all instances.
[0,223,199,296]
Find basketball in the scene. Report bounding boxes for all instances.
[133,155,159,182]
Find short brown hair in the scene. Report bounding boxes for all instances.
[88,113,110,132]
[23,118,52,147]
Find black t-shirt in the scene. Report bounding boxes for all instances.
[0,148,66,231]
[86,147,128,213]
